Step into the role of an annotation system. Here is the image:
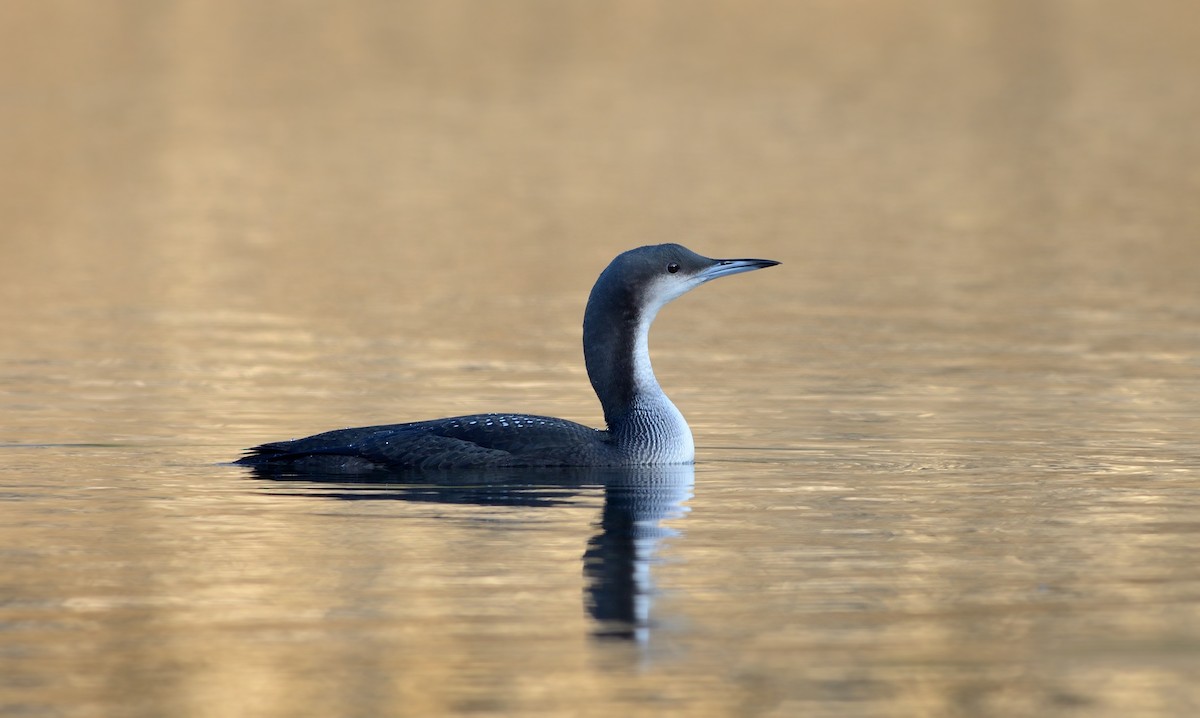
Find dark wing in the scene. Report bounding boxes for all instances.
[238,413,611,469]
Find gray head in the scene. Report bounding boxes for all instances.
[586,243,780,322]
[583,243,779,431]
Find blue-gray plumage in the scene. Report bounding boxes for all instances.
[236,244,778,470]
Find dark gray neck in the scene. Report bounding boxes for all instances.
[583,291,649,428]
[582,279,694,463]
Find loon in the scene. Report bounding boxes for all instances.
[236,243,778,470]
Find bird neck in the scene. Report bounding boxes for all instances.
[583,294,694,462]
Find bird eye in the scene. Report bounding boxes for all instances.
[667,263,680,274]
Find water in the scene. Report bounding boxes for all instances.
[3,1,1200,716]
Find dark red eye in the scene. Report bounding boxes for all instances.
[667,263,680,273]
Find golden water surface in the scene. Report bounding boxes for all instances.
[2,1,1199,716]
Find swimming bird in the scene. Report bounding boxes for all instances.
[236,243,778,470]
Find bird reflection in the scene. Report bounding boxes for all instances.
[244,463,693,643]
[582,468,692,641]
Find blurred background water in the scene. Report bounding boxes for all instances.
[2,1,1199,716]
